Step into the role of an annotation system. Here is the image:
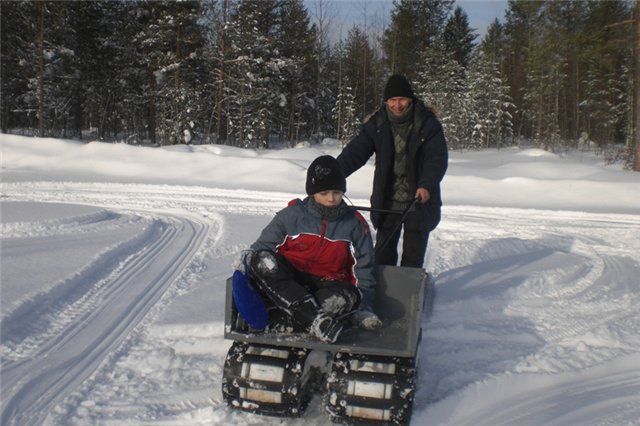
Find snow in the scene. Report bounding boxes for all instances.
[1,133,640,425]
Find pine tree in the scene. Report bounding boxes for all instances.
[416,38,470,149]
[1,0,37,133]
[225,0,281,148]
[7,1,86,138]
[443,6,477,69]
[276,0,317,145]
[502,0,632,150]
[481,19,506,66]
[544,1,586,143]
[205,0,231,145]
[66,2,117,140]
[523,20,567,150]
[307,0,336,140]
[126,1,207,145]
[468,53,515,149]
[503,0,544,140]
[382,0,453,80]
[343,26,379,120]
[319,40,346,141]
[333,83,358,146]
[579,0,632,147]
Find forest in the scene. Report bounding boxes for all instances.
[1,0,638,169]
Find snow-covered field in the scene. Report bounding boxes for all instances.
[1,133,639,425]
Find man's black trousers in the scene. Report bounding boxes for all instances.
[374,209,431,268]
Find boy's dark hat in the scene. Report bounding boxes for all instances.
[306,155,346,195]
[384,74,415,100]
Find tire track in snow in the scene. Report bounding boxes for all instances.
[507,233,638,351]
[0,211,209,426]
[421,206,640,407]
[418,354,640,426]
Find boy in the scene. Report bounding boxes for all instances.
[238,155,381,343]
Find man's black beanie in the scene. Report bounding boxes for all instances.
[306,155,346,195]
[384,74,415,100]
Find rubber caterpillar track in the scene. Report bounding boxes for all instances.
[222,342,319,416]
[325,352,416,424]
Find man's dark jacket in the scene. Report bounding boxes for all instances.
[337,99,448,230]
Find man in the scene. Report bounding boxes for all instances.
[337,74,448,268]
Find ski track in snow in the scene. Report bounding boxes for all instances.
[1,183,213,425]
[2,181,640,425]
[1,212,164,360]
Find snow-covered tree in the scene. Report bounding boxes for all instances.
[1,0,37,133]
[333,83,358,146]
[468,54,515,149]
[577,0,632,148]
[224,0,280,148]
[416,39,471,149]
[343,26,379,120]
[3,1,89,138]
[307,0,337,140]
[275,0,317,145]
[127,1,208,145]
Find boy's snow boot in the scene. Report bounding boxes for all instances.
[310,312,343,343]
[314,281,361,316]
[316,288,359,316]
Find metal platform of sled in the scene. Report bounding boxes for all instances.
[224,265,429,358]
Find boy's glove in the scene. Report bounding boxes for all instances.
[233,250,254,274]
[352,309,382,330]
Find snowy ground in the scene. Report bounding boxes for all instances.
[1,134,640,425]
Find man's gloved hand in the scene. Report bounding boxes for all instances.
[352,309,382,330]
[233,250,254,274]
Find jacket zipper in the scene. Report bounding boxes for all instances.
[307,217,328,271]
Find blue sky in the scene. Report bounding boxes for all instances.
[305,0,508,40]
[456,0,508,37]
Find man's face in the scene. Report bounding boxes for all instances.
[386,96,412,117]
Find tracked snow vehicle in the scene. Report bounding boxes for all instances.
[222,265,430,424]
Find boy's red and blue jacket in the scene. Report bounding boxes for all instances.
[250,197,376,309]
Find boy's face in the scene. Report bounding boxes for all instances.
[313,190,344,208]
